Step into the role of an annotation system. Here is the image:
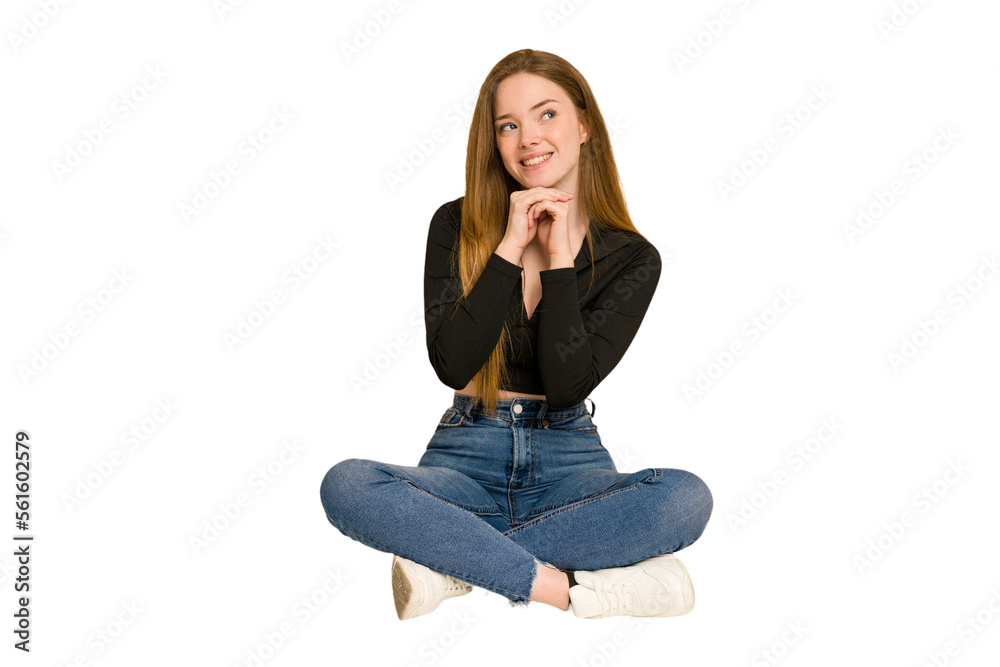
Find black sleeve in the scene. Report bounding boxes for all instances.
[535,243,662,408]
[424,200,524,389]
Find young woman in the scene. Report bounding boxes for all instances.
[320,49,713,620]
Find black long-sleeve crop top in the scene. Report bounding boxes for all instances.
[424,196,661,408]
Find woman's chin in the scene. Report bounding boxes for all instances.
[517,175,553,190]
[507,167,557,191]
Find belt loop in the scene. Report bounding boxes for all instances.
[459,395,473,420]
[587,398,596,418]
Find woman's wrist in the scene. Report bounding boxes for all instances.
[495,239,524,267]
[546,253,574,270]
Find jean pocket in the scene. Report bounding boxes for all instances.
[550,412,598,433]
[435,407,465,430]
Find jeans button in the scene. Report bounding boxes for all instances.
[513,403,523,414]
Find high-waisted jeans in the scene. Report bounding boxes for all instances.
[319,394,713,604]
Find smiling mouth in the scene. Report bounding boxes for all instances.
[521,152,553,167]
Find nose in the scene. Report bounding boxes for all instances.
[519,125,540,149]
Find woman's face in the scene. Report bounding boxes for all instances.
[493,72,588,193]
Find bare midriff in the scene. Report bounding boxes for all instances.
[455,379,547,401]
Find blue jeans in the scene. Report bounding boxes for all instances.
[319,394,713,604]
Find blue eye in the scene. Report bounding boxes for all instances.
[497,110,556,133]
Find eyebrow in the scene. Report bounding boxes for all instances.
[494,99,560,124]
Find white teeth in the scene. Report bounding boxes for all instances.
[522,152,553,166]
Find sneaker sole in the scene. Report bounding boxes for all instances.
[392,557,419,620]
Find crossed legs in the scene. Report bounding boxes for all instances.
[319,458,713,608]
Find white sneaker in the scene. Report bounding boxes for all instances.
[569,553,696,619]
[391,554,473,620]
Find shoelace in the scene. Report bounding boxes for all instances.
[591,580,635,614]
[444,577,470,595]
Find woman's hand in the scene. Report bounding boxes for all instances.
[528,197,574,266]
[503,187,574,254]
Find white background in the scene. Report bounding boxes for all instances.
[2,0,999,665]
